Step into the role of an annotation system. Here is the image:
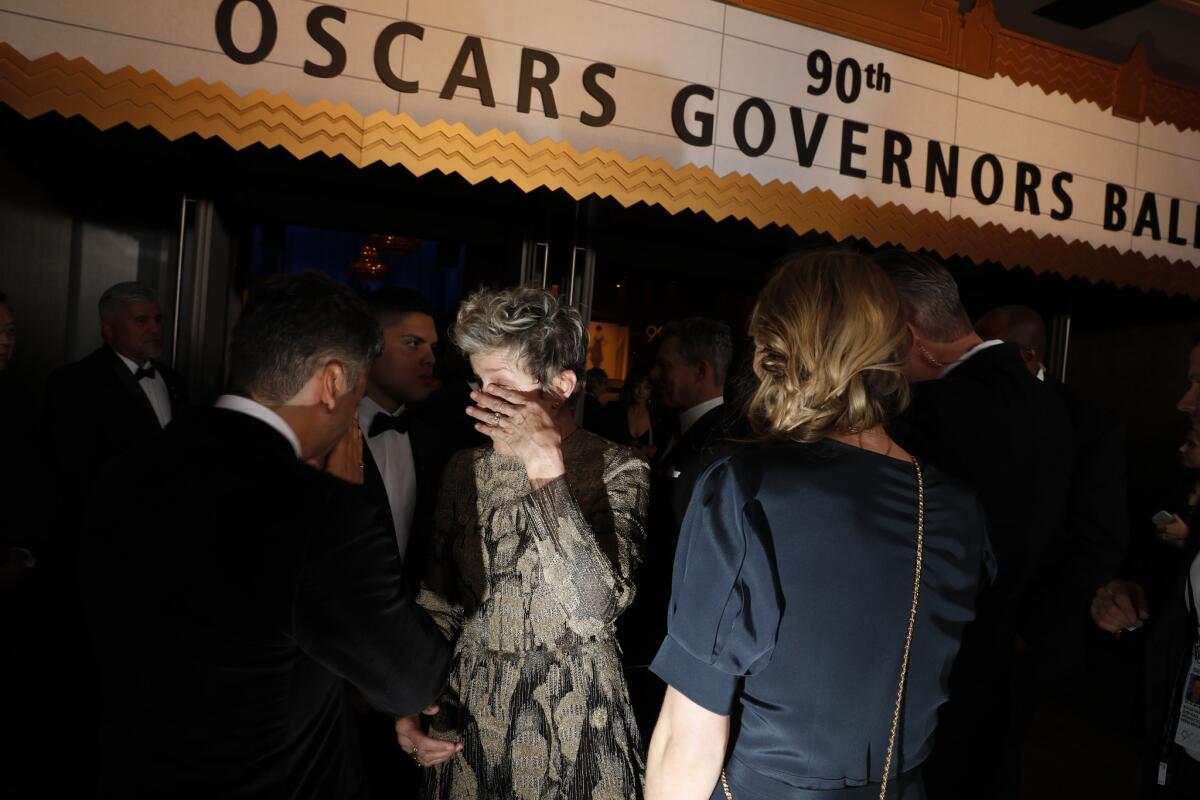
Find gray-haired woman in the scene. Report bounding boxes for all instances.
[409,286,649,799]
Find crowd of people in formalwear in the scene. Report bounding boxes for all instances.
[0,246,1197,800]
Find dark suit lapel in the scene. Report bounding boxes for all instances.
[360,433,396,543]
[677,404,726,459]
[407,422,431,496]
[651,413,684,474]
[153,360,188,417]
[404,418,452,592]
[106,349,160,431]
[656,403,728,526]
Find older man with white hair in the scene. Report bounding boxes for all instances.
[45,281,189,502]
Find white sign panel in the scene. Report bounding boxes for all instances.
[2,0,1198,268]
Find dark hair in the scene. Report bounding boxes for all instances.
[228,272,382,404]
[874,249,973,343]
[620,368,651,404]
[586,367,608,383]
[365,287,434,327]
[661,317,733,385]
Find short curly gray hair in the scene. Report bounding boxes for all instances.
[452,287,589,388]
[98,281,159,321]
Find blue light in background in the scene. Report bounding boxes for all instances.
[250,224,465,315]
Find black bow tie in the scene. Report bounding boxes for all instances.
[134,365,157,382]
[368,411,409,437]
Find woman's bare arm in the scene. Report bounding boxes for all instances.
[645,686,730,800]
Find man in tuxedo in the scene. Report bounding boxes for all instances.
[30,283,189,795]
[649,318,734,527]
[45,281,188,507]
[358,288,448,588]
[879,251,1073,800]
[79,272,454,799]
[976,304,1128,673]
[355,288,453,797]
[622,317,733,734]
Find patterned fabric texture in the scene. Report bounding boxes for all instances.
[417,429,650,800]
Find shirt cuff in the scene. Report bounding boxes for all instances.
[649,634,738,716]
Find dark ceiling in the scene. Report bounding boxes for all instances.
[967,0,1200,89]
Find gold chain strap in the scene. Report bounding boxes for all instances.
[721,457,925,800]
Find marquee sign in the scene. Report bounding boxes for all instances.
[1,0,1198,293]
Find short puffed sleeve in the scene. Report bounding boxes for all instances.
[649,456,783,715]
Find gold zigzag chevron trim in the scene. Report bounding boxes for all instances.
[0,42,1197,298]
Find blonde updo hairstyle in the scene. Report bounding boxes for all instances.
[748,251,911,443]
[451,286,589,400]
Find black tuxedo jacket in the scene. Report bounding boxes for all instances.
[44,346,188,508]
[623,401,735,667]
[654,401,735,530]
[1030,376,1128,631]
[360,415,450,591]
[79,407,451,799]
[892,343,1074,625]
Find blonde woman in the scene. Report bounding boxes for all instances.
[409,287,648,799]
[644,252,993,800]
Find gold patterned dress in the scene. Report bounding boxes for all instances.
[417,429,649,800]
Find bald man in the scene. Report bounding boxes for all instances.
[976,305,1048,380]
[977,306,1128,677]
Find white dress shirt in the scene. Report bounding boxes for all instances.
[214,394,301,458]
[939,339,1005,378]
[116,350,172,428]
[358,396,418,560]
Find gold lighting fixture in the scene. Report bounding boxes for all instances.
[369,234,421,256]
[350,243,385,279]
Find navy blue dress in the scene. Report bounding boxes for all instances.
[650,440,993,799]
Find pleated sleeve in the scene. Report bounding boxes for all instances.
[649,457,783,715]
[523,450,649,638]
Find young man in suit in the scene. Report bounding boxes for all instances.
[622,317,734,735]
[355,288,454,797]
[358,288,448,587]
[45,281,188,506]
[879,251,1074,800]
[79,272,455,799]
